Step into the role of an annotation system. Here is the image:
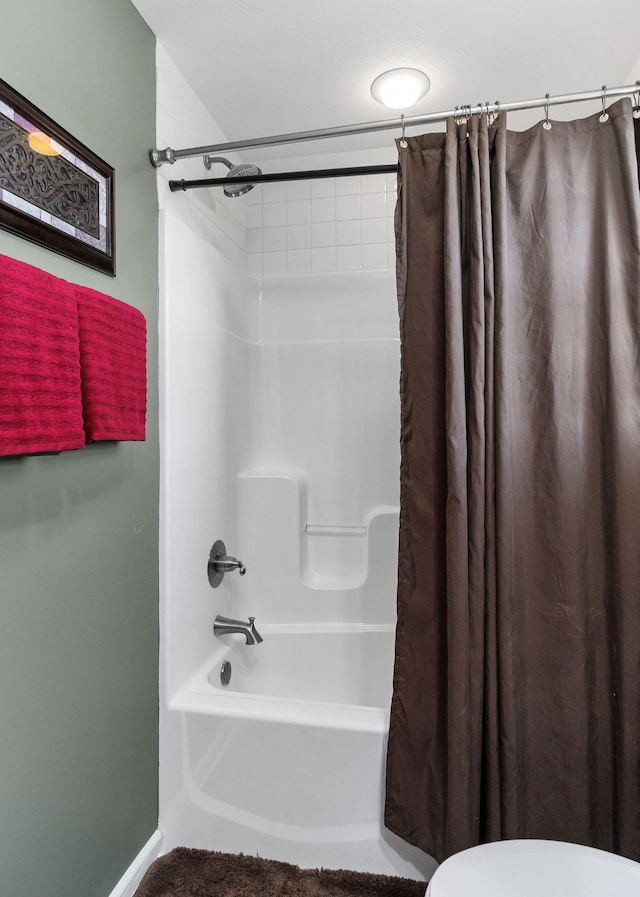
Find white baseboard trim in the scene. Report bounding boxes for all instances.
[108,829,163,897]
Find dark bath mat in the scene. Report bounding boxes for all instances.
[133,847,427,897]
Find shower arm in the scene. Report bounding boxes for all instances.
[150,81,640,167]
[202,156,233,170]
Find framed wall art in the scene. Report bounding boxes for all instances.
[0,77,114,276]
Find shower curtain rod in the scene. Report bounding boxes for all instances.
[168,163,399,192]
[151,81,640,168]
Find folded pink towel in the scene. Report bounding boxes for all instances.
[0,254,85,456]
[75,285,147,441]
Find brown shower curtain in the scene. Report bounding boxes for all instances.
[385,99,640,864]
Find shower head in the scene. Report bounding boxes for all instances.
[202,155,262,197]
[223,162,262,197]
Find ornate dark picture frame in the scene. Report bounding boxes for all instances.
[0,78,114,276]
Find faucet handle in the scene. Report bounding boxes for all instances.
[216,555,246,575]
[207,540,246,587]
[247,617,263,644]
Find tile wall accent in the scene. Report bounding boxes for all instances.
[156,43,398,276]
[155,43,248,270]
[245,174,397,277]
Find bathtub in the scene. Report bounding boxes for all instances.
[160,625,435,880]
[159,220,433,878]
[177,624,394,728]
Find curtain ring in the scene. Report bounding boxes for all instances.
[484,101,496,125]
[454,105,467,126]
[490,100,500,125]
[399,113,408,148]
[543,93,552,130]
[633,80,640,119]
[600,84,609,123]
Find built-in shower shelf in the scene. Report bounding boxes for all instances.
[303,571,368,590]
[238,468,400,593]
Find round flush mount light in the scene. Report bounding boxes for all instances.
[370,68,431,110]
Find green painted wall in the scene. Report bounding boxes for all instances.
[0,3,159,896]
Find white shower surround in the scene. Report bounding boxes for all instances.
[159,209,434,879]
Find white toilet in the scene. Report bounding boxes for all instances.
[425,839,640,897]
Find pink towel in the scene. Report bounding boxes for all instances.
[0,254,85,456]
[75,285,147,441]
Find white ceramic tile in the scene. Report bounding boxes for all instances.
[311,221,336,248]
[311,196,336,223]
[225,214,245,250]
[263,202,287,228]
[360,173,388,194]
[336,245,362,271]
[336,219,361,245]
[286,249,311,274]
[263,182,287,203]
[172,85,192,137]
[156,49,249,269]
[286,224,311,250]
[286,180,311,201]
[224,192,246,225]
[158,45,404,278]
[311,247,337,273]
[387,241,396,267]
[387,217,395,242]
[362,243,388,269]
[262,250,287,274]
[247,253,263,277]
[172,123,191,160]
[362,218,388,244]
[156,47,176,118]
[245,204,262,229]
[361,192,387,219]
[191,190,216,220]
[336,194,361,221]
[230,242,247,271]
[311,178,336,198]
[156,103,174,147]
[335,175,361,195]
[287,199,311,225]
[245,185,263,205]
[263,226,287,252]
[246,228,263,253]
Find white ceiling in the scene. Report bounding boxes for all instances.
[131,0,640,163]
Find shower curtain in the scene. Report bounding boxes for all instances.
[385,98,640,864]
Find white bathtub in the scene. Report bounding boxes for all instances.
[161,625,435,880]
[178,625,394,727]
[209,628,393,704]
[159,220,432,879]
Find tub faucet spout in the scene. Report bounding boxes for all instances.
[213,614,263,645]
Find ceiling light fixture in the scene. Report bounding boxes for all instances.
[370,68,431,110]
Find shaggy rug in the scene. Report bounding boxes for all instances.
[134,848,427,897]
